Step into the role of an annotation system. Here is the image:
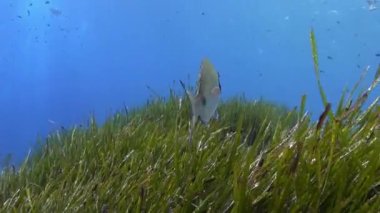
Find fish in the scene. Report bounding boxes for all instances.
[48,119,57,125]
[328,10,339,14]
[180,59,221,142]
[50,8,62,16]
[367,0,378,11]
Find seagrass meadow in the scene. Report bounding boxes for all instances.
[0,31,379,212]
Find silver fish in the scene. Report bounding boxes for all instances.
[180,59,221,142]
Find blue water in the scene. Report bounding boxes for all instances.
[0,0,379,165]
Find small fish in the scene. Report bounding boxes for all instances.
[328,10,339,14]
[375,53,380,57]
[327,56,333,60]
[180,59,221,142]
[45,1,50,4]
[27,10,30,16]
[367,0,377,11]
[50,8,62,16]
[48,119,57,125]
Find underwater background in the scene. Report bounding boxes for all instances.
[0,0,379,165]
